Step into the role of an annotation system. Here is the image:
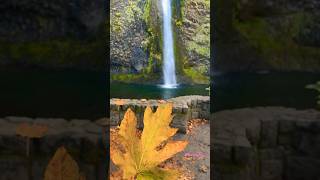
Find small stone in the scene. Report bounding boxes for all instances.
[199,165,208,173]
[141,99,147,102]
[158,100,166,104]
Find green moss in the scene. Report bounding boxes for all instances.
[143,0,162,74]
[111,0,143,34]
[186,41,210,58]
[111,73,145,82]
[0,38,105,69]
[111,73,160,83]
[233,13,320,70]
[183,68,209,84]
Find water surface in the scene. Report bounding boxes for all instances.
[110,82,208,99]
[0,68,106,119]
[213,72,319,112]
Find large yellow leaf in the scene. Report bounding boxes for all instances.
[111,108,141,179]
[44,146,81,180]
[110,103,188,179]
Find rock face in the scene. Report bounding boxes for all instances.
[110,0,210,84]
[110,0,149,74]
[0,117,108,179]
[0,0,105,70]
[213,107,320,180]
[214,0,320,73]
[110,95,210,133]
[178,0,210,78]
[0,0,104,42]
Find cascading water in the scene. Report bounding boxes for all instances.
[161,0,177,88]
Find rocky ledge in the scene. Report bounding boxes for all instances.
[213,107,320,180]
[110,95,210,133]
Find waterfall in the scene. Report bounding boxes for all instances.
[161,0,177,88]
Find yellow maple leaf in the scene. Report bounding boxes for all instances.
[44,146,81,180]
[110,103,188,179]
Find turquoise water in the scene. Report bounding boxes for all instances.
[110,82,209,99]
[0,69,318,118]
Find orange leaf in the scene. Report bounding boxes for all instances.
[16,123,48,138]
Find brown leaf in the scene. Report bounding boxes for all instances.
[16,123,48,138]
[44,146,81,180]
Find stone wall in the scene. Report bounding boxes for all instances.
[0,116,107,180]
[213,107,320,180]
[110,95,210,133]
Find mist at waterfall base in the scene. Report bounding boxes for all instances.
[161,0,177,88]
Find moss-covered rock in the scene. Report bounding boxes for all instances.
[110,0,210,84]
[0,0,106,70]
[0,38,105,70]
[214,0,320,73]
[176,0,210,83]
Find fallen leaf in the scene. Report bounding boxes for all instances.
[44,146,81,180]
[199,165,208,173]
[110,103,188,179]
[16,123,48,138]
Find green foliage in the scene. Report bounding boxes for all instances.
[306,81,320,106]
[186,41,210,58]
[111,0,143,34]
[175,19,183,27]
[143,0,162,74]
[111,73,144,82]
[183,68,209,84]
[0,39,105,69]
[143,0,152,25]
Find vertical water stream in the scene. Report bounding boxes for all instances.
[161,0,177,88]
